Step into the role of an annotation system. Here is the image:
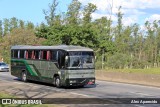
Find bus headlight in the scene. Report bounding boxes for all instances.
[70,80,76,83]
[89,79,95,82]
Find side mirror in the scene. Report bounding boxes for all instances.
[65,56,69,66]
[65,56,68,61]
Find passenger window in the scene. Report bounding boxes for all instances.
[28,50,32,59]
[14,50,18,58]
[50,50,58,61]
[52,50,66,69]
[41,50,47,60]
[34,50,40,59]
[59,51,65,68]
[20,50,25,59]
[11,50,14,58]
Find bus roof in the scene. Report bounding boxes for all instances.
[11,45,93,51]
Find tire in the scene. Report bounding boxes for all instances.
[55,76,61,88]
[21,71,27,82]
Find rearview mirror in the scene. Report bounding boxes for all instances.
[65,56,69,65]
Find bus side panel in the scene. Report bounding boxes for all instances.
[26,60,59,83]
[11,59,39,81]
[11,59,26,78]
[11,59,60,83]
[39,61,59,83]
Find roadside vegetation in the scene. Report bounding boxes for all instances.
[0,0,160,71]
[0,92,15,98]
[97,68,160,74]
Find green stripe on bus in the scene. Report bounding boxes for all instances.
[11,59,38,76]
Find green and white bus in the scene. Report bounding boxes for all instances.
[11,45,95,87]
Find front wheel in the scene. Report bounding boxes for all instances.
[55,76,61,88]
[21,71,27,82]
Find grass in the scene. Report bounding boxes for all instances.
[97,68,160,74]
[0,92,15,98]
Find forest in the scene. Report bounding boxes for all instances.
[0,0,160,69]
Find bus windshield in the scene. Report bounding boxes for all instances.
[66,51,94,69]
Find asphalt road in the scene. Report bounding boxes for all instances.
[0,72,160,107]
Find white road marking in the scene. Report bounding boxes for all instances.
[135,105,145,107]
[129,92,152,97]
[0,72,10,76]
[0,78,10,82]
[13,82,23,84]
[27,84,39,88]
[69,92,92,97]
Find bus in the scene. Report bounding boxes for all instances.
[11,45,95,87]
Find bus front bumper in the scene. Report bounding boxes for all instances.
[65,78,95,86]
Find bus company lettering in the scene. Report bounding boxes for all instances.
[28,99,42,104]
[11,99,42,104]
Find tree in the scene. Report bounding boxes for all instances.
[82,3,97,26]
[117,6,123,37]
[19,20,25,29]
[66,0,81,25]
[93,17,116,60]
[115,6,124,53]
[43,0,59,26]
[0,28,45,63]
[0,20,3,37]
[106,0,113,38]
[26,21,34,30]
[3,18,9,36]
[9,17,18,32]
[143,20,160,67]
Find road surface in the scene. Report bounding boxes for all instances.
[0,72,160,107]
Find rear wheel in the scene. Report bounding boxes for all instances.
[21,71,27,82]
[55,76,61,88]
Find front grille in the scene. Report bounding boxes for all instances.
[77,78,87,83]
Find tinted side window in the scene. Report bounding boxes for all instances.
[20,50,25,59]
[50,50,58,61]
[11,50,14,58]
[14,50,18,58]
[41,50,47,60]
[58,50,65,69]
[28,50,32,59]
[34,50,40,59]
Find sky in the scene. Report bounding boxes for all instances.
[80,0,160,26]
[0,0,72,25]
[0,0,160,26]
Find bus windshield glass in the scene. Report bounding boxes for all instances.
[67,51,94,68]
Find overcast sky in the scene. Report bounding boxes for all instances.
[0,0,160,26]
